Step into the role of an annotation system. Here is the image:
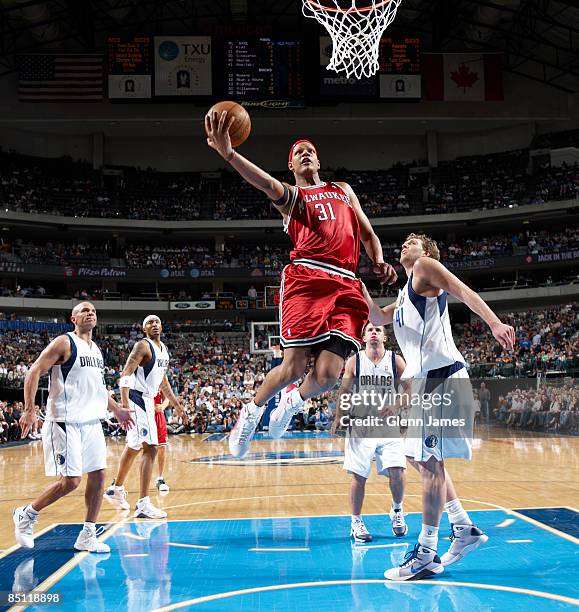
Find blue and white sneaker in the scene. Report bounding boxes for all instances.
[440,524,488,567]
[384,543,444,581]
[350,516,373,543]
[389,509,408,538]
[13,506,38,549]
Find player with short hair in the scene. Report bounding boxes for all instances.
[206,113,397,459]
[13,302,133,552]
[333,323,409,542]
[364,233,515,580]
[104,315,182,518]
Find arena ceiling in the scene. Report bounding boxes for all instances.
[0,0,577,92]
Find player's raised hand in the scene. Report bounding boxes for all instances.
[491,321,515,351]
[373,262,397,285]
[205,111,236,160]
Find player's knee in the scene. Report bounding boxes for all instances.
[388,467,405,483]
[280,354,307,382]
[312,366,339,391]
[352,472,367,486]
[62,476,82,492]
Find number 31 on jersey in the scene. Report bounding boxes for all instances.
[315,202,336,221]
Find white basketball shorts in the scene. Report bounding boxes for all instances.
[404,364,474,463]
[42,419,106,477]
[126,390,158,450]
[344,437,406,479]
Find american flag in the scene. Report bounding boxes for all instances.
[18,54,104,102]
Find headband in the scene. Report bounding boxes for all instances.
[142,315,161,328]
[288,139,317,163]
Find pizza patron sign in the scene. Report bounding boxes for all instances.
[154,36,212,96]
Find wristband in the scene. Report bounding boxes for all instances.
[119,375,132,389]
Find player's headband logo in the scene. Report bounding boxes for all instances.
[288,140,317,163]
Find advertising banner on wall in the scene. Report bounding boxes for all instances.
[169,301,216,311]
[154,36,212,96]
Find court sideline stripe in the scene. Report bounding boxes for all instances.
[8,519,129,612]
[151,579,579,610]
[0,523,58,560]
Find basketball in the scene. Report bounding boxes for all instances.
[206,100,251,148]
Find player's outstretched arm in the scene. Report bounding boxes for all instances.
[338,182,397,285]
[413,257,516,350]
[21,335,70,438]
[205,111,287,205]
[331,356,356,435]
[360,282,396,326]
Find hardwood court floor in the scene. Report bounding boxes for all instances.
[1,427,578,551]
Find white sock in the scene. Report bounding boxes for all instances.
[445,498,472,526]
[351,514,362,523]
[156,476,163,481]
[418,524,439,550]
[83,521,96,533]
[289,388,304,409]
[25,504,39,516]
[138,496,149,504]
[392,502,403,513]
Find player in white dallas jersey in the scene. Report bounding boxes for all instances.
[13,302,133,552]
[104,315,183,519]
[333,323,411,543]
[364,233,515,581]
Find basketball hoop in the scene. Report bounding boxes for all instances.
[303,0,403,79]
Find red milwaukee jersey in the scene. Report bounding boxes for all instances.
[154,392,163,405]
[284,182,360,275]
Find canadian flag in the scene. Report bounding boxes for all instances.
[423,53,503,101]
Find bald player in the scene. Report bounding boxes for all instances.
[13,302,133,552]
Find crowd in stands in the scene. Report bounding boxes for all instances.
[2,134,578,222]
[496,383,579,433]
[3,228,577,273]
[1,302,577,444]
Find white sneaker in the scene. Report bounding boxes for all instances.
[440,524,488,567]
[156,478,170,493]
[103,485,130,510]
[384,543,444,581]
[268,384,303,439]
[228,402,265,458]
[134,496,167,519]
[350,517,373,543]
[13,506,38,549]
[74,528,111,553]
[389,508,408,538]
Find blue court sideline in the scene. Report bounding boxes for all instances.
[1,508,577,611]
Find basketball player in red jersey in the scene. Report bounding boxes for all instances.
[154,391,170,493]
[206,111,397,458]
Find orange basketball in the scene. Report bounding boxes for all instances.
[206,100,251,148]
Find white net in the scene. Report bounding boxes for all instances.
[303,0,403,79]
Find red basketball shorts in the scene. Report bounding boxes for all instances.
[279,261,369,352]
[154,410,168,446]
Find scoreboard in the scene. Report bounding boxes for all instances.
[103,34,421,102]
[221,38,303,101]
[379,37,421,100]
[107,36,152,99]
[379,37,421,74]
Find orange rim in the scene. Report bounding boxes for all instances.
[305,0,392,13]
